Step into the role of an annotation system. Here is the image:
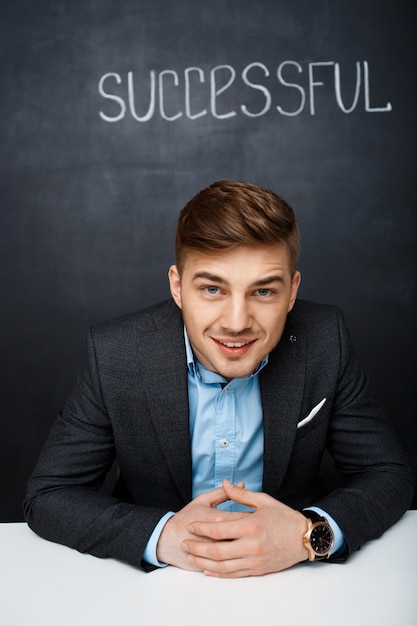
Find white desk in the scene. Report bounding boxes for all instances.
[1,512,416,626]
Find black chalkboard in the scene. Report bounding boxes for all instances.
[1,0,416,520]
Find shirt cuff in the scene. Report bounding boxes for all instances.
[303,506,346,555]
[142,511,176,567]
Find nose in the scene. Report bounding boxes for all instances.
[221,295,252,332]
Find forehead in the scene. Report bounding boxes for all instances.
[181,244,292,281]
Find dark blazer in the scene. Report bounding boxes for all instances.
[24,299,414,570]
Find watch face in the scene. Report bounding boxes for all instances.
[311,523,333,555]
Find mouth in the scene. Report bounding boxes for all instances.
[212,337,256,357]
[219,340,251,348]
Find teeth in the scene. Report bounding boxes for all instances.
[221,341,248,348]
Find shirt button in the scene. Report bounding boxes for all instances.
[220,439,229,447]
[224,386,231,393]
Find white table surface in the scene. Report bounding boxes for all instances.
[1,511,416,626]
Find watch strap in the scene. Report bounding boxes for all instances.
[303,509,324,523]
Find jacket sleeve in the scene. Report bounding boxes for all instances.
[312,307,414,558]
[23,328,167,571]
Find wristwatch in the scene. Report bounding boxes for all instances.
[302,510,335,561]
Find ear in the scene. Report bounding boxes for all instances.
[288,270,301,312]
[168,265,182,309]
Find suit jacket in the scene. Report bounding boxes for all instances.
[24,298,414,570]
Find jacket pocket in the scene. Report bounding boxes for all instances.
[296,398,326,429]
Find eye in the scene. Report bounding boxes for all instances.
[204,286,221,295]
[256,288,273,297]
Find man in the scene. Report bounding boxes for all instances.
[24,180,413,578]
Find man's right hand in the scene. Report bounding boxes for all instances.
[156,485,250,571]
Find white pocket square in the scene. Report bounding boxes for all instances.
[297,398,326,429]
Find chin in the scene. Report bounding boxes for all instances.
[219,361,258,380]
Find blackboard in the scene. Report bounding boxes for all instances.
[1,0,416,520]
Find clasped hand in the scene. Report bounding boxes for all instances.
[156,479,308,578]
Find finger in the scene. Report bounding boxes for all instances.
[186,552,259,578]
[183,536,246,562]
[221,479,270,510]
[188,517,245,541]
[193,481,246,509]
[203,567,255,579]
[195,485,229,508]
[187,512,250,541]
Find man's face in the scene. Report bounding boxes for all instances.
[168,244,301,380]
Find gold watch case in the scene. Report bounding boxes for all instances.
[303,516,335,561]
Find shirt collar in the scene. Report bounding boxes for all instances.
[183,326,269,383]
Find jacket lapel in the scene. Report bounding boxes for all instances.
[136,301,192,504]
[260,319,306,496]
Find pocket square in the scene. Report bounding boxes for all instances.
[297,398,326,429]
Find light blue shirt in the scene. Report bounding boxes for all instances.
[142,328,345,566]
[187,332,267,511]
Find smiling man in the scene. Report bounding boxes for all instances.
[24,180,413,578]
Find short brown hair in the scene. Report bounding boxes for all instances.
[175,180,300,274]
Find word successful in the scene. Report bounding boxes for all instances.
[98,60,392,123]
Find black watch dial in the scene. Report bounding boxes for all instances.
[310,523,333,555]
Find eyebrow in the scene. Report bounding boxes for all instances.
[191,271,285,288]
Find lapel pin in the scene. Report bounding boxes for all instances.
[289,334,297,343]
